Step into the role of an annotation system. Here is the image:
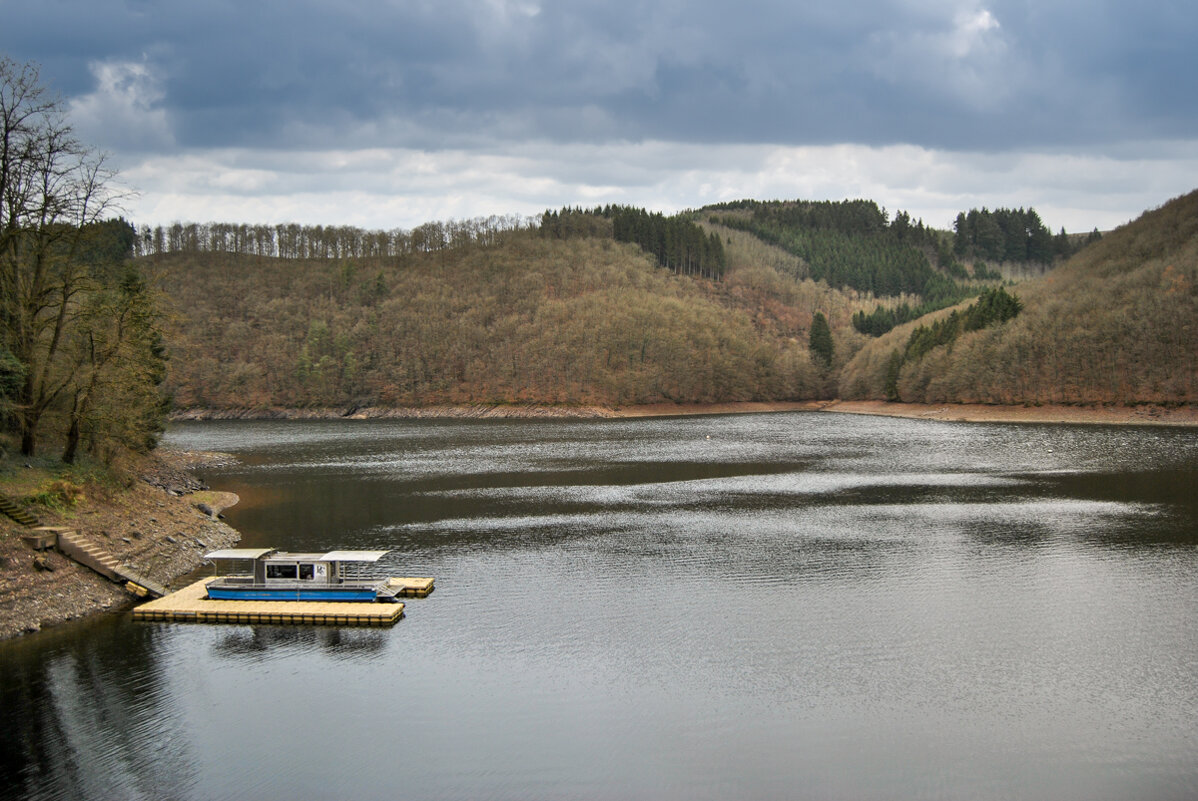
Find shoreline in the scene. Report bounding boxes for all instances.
[820,400,1198,426]
[0,450,242,641]
[169,400,1198,427]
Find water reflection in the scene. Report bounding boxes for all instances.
[0,618,196,801]
[960,517,1056,548]
[211,626,387,661]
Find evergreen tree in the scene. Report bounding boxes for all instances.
[1053,227,1072,258]
[884,350,903,402]
[809,312,834,368]
[974,212,1005,261]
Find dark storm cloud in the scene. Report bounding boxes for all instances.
[4,0,1195,153]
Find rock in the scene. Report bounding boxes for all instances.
[195,502,215,518]
[165,535,177,544]
[32,555,54,572]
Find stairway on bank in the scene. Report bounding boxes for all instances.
[3,492,166,598]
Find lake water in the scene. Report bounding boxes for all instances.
[3,412,1197,800]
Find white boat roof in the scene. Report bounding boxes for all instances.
[203,548,390,563]
[205,547,276,560]
[319,550,390,563]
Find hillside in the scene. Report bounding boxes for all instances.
[149,192,1193,415]
[155,232,878,411]
[839,190,1198,405]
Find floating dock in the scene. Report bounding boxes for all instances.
[132,577,430,627]
[386,576,435,597]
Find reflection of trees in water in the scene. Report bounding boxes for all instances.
[1004,470,1198,548]
[961,519,1054,548]
[0,621,387,800]
[213,625,386,659]
[0,618,195,801]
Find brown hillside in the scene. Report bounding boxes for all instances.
[840,189,1198,405]
[155,233,856,410]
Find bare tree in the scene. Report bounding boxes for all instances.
[0,56,121,455]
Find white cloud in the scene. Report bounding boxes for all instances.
[949,7,1000,59]
[865,2,1011,109]
[482,0,540,19]
[117,139,1198,234]
[68,59,174,152]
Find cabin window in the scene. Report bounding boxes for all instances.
[266,564,298,579]
[299,563,315,580]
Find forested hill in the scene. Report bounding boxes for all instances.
[150,192,1191,414]
[156,233,846,410]
[701,198,1087,336]
[839,189,1198,406]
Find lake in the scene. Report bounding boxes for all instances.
[2,412,1197,800]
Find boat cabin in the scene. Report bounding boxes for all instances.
[204,548,391,587]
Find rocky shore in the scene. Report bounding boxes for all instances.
[820,400,1198,427]
[169,403,623,420]
[169,400,829,421]
[170,399,1198,426]
[0,449,242,641]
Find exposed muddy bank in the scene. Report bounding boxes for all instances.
[171,404,620,420]
[169,399,1197,426]
[822,400,1198,426]
[169,401,828,421]
[0,450,241,641]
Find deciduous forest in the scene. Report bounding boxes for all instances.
[155,233,834,409]
[150,190,1195,413]
[1,58,167,464]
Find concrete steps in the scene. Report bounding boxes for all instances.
[56,529,123,580]
[0,493,40,527]
[3,495,168,599]
[55,530,167,598]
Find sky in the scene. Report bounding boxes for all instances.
[4,0,1196,234]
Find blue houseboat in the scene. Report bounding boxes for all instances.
[203,548,403,603]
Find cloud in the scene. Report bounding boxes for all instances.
[120,139,1198,233]
[9,0,1197,153]
[6,0,1196,232]
[866,2,1010,112]
[950,7,1001,58]
[69,58,174,152]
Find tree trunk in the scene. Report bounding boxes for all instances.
[20,415,37,457]
[62,415,80,464]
